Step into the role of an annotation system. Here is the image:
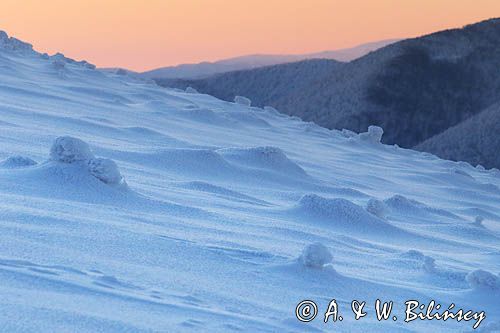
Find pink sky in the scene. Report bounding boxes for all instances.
[0,0,499,71]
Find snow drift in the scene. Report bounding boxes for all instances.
[0,155,37,168]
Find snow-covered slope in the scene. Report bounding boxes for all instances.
[164,18,500,170]
[0,31,499,332]
[416,101,500,170]
[139,39,399,79]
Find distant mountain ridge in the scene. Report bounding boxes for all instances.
[139,39,399,79]
[158,18,500,169]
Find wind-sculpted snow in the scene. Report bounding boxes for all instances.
[162,19,500,169]
[0,32,498,332]
[217,146,308,177]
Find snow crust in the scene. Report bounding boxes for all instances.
[0,35,498,332]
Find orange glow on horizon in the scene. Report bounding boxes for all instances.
[0,0,499,71]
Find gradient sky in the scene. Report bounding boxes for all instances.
[0,0,499,71]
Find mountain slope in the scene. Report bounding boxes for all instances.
[140,39,398,79]
[416,101,500,169]
[0,31,499,332]
[160,18,500,167]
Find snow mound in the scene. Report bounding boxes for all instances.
[88,158,125,185]
[50,136,95,163]
[366,198,388,219]
[384,194,455,218]
[402,250,436,272]
[0,155,37,168]
[131,148,235,178]
[297,194,372,222]
[217,146,307,176]
[299,242,333,269]
[359,125,384,143]
[185,86,198,94]
[466,270,500,291]
[234,95,251,106]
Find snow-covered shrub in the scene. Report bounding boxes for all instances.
[299,242,333,269]
[359,125,384,143]
[185,86,198,94]
[466,270,499,291]
[0,31,33,53]
[234,95,251,107]
[403,250,435,273]
[50,136,94,163]
[474,216,484,226]
[116,68,128,75]
[0,155,37,168]
[422,256,436,273]
[88,158,124,185]
[366,198,388,219]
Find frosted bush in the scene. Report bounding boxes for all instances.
[234,95,251,107]
[299,242,333,269]
[366,198,388,219]
[359,125,384,143]
[466,270,499,291]
[185,86,198,94]
[116,68,128,75]
[88,158,123,185]
[403,250,435,272]
[474,216,484,226]
[50,136,94,163]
